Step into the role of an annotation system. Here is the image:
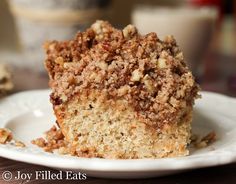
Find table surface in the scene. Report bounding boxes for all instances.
[0,52,236,184]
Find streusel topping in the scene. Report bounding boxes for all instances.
[44,20,199,128]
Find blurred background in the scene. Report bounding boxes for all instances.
[0,0,235,96]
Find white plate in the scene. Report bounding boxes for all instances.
[0,90,236,179]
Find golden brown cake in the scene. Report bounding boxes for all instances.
[44,20,199,159]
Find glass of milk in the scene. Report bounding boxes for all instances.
[132,6,218,76]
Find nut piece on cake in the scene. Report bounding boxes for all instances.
[44,20,200,159]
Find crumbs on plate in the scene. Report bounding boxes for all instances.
[32,125,99,157]
[31,125,73,155]
[0,128,25,147]
[190,131,216,149]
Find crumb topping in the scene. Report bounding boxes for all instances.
[44,20,199,128]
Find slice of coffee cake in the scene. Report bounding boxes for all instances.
[44,20,199,159]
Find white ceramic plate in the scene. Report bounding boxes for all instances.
[0,90,236,179]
